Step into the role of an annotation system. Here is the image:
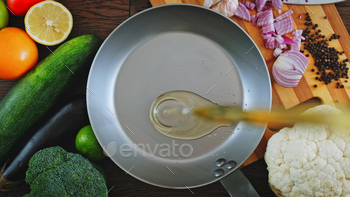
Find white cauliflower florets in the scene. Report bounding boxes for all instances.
[265,104,350,197]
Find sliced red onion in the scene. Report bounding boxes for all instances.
[275,34,283,44]
[291,29,305,51]
[275,17,293,35]
[282,36,294,44]
[242,0,255,10]
[262,33,272,39]
[291,41,301,51]
[256,0,267,12]
[263,34,276,49]
[262,5,270,11]
[274,9,294,22]
[203,0,239,17]
[257,9,274,26]
[278,43,287,49]
[251,15,257,26]
[261,23,275,35]
[293,29,305,39]
[257,11,262,17]
[272,0,283,10]
[272,50,309,88]
[275,34,288,49]
[265,39,276,49]
[235,3,251,21]
[273,48,282,57]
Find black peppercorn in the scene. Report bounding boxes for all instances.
[301,18,349,87]
[314,84,317,88]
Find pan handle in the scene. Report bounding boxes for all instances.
[220,169,259,197]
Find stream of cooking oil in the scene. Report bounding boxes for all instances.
[150,91,232,140]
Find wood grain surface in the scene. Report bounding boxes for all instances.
[0,0,350,196]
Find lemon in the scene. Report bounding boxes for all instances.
[76,125,105,162]
[24,1,73,46]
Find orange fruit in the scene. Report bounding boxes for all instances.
[0,27,38,80]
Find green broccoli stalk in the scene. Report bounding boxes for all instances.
[24,146,108,197]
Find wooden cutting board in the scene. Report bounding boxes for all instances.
[149,0,350,166]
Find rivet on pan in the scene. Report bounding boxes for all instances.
[213,169,224,178]
[215,158,226,167]
[226,160,237,170]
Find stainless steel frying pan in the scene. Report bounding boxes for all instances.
[87,4,271,196]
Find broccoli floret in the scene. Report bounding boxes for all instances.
[24,146,108,197]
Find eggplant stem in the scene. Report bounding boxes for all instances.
[0,160,7,174]
[0,161,23,191]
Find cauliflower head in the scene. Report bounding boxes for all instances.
[265,104,350,197]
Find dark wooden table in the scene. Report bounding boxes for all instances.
[1,0,350,196]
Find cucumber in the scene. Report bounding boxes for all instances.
[0,97,89,191]
[0,35,101,165]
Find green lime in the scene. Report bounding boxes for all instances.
[0,0,9,30]
[75,125,105,161]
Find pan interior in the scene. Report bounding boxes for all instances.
[114,31,243,159]
[87,4,271,189]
